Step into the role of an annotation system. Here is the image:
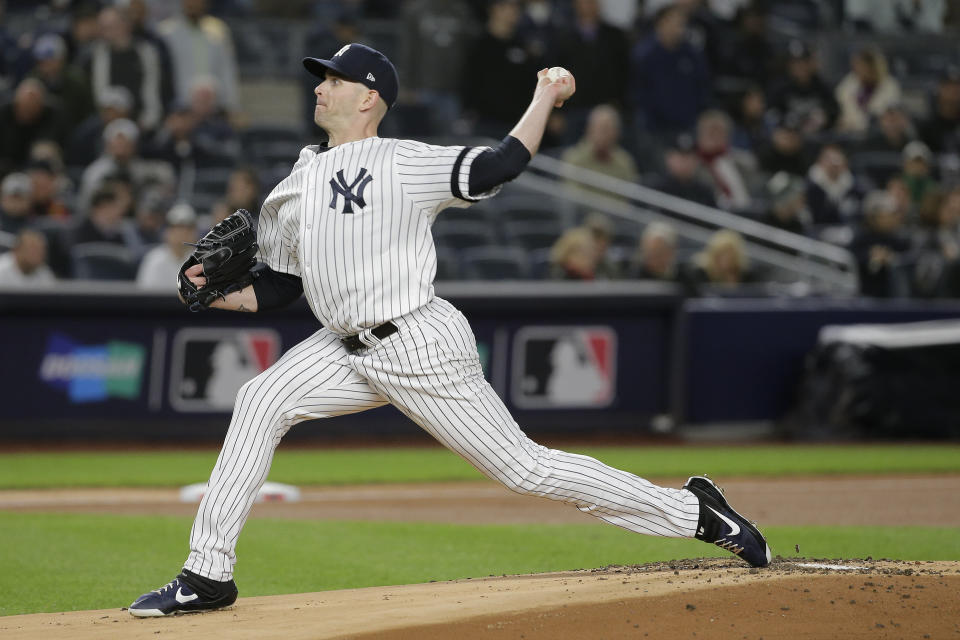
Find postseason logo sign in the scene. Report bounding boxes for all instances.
[511,326,617,409]
[39,333,146,403]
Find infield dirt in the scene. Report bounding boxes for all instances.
[1,559,957,639]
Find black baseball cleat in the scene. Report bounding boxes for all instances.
[684,475,772,568]
[128,571,238,617]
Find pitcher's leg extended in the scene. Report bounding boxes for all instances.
[185,329,387,581]
[352,300,770,566]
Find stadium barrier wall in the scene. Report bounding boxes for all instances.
[2,283,958,441]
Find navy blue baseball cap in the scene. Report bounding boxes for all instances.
[303,43,399,109]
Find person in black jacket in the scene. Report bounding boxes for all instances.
[551,0,629,140]
[767,40,838,136]
[850,190,912,297]
[461,0,542,137]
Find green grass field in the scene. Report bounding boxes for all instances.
[1,511,957,617]
[1,444,958,617]
[2,444,958,489]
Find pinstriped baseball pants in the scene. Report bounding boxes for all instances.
[184,297,700,581]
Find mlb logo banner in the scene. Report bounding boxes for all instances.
[511,326,617,409]
[170,328,281,412]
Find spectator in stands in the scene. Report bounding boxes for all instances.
[552,0,629,135]
[0,0,17,88]
[560,105,638,195]
[767,40,838,136]
[646,132,717,207]
[126,0,175,110]
[835,47,902,135]
[0,78,67,177]
[630,4,710,136]
[886,174,913,221]
[187,76,239,159]
[850,190,912,297]
[859,103,917,154]
[225,167,261,213]
[131,187,169,248]
[206,198,231,229]
[549,227,601,280]
[85,5,165,133]
[136,202,197,289]
[911,186,960,297]
[144,100,201,174]
[919,65,960,154]
[763,172,810,235]
[844,0,948,33]
[28,33,95,131]
[581,211,620,278]
[67,85,135,167]
[61,1,100,66]
[718,1,776,91]
[0,173,34,235]
[757,114,813,177]
[71,185,141,249]
[0,228,56,287]
[27,159,71,220]
[806,144,863,225]
[159,0,241,114]
[730,85,773,152]
[79,118,175,212]
[695,109,755,211]
[900,140,939,220]
[628,221,679,282]
[688,229,754,290]
[461,0,542,137]
[397,0,476,134]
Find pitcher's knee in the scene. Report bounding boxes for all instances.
[492,440,554,495]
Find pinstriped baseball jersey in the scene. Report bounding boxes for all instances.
[256,137,496,335]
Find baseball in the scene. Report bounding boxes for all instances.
[546,66,570,83]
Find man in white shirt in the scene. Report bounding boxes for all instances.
[136,203,197,289]
[0,229,56,287]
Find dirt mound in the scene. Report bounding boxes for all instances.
[3,559,957,640]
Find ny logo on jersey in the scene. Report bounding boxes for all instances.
[329,168,373,214]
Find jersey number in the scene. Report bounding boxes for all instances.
[329,168,373,214]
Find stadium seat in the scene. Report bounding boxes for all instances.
[193,167,234,198]
[610,225,642,250]
[461,246,531,280]
[434,247,461,281]
[850,151,903,188]
[432,219,498,250]
[70,243,138,280]
[0,230,16,253]
[493,193,570,226]
[528,247,553,279]
[502,219,563,251]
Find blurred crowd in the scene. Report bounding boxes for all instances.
[1,0,960,299]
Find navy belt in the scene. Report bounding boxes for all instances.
[340,321,398,353]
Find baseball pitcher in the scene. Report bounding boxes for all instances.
[130,43,770,617]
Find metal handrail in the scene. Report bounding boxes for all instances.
[524,154,859,293]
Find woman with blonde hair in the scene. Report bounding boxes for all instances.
[835,46,902,134]
[549,227,600,280]
[692,229,751,286]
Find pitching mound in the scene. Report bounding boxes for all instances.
[3,559,957,640]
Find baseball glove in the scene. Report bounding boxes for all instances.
[177,208,259,311]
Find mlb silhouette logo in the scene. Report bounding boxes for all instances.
[511,326,616,409]
[169,328,280,412]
